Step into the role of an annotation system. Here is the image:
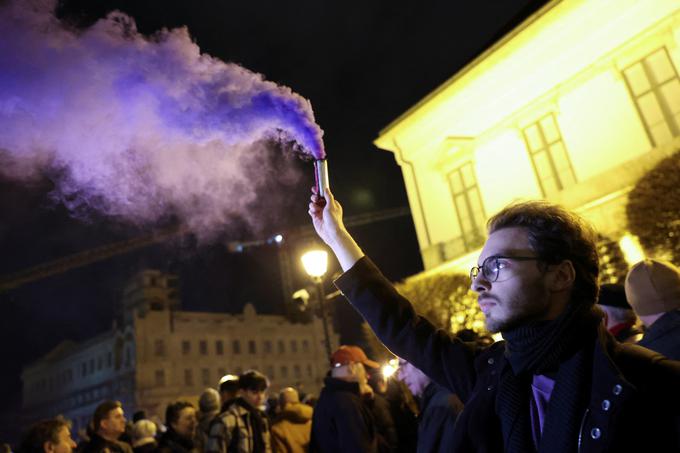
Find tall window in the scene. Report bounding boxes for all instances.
[522,114,576,197]
[264,340,272,354]
[199,340,208,355]
[233,340,241,354]
[154,339,165,357]
[202,368,210,385]
[216,340,224,355]
[155,369,165,387]
[302,340,309,353]
[184,369,193,386]
[278,340,285,354]
[182,340,191,355]
[280,366,288,379]
[447,162,486,251]
[248,340,257,354]
[623,47,680,146]
[290,340,298,354]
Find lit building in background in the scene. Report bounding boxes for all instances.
[375,0,679,278]
[22,270,339,432]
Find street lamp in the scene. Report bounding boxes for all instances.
[301,249,332,358]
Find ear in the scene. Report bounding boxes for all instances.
[43,441,54,453]
[548,260,576,292]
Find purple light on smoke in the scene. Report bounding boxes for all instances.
[0,0,325,237]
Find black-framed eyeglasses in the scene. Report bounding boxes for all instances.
[470,255,541,283]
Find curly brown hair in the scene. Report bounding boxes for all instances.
[487,200,599,305]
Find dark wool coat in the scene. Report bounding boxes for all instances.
[310,377,379,453]
[336,257,680,453]
[417,383,463,453]
[638,309,680,360]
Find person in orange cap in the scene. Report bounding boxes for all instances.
[310,345,381,452]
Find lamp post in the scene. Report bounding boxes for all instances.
[301,249,333,359]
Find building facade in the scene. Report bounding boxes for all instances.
[22,270,339,432]
[375,0,680,276]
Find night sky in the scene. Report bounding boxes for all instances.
[0,0,548,437]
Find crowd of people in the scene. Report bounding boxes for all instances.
[8,190,680,453]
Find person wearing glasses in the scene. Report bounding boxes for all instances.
[308,187,680,453]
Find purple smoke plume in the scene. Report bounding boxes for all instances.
[0,0,325,237]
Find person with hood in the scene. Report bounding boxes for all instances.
[157,401,198,453]
[196,388,221,450]
[270,388,313,453]
[626,258,680,359]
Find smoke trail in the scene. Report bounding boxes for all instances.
[0,0,325,238]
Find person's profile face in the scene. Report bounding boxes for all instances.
[101,407,126,437]
[471,227,552,332]
[171,407,197,439]
[45,427,77,453]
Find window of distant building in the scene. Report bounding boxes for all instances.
[199,340,208,355]
[154,339,166,357]
[155,369,165,387]
[290,340,298,354]
[294,365,301,378]
[447,162,486,252]
[233,340,241,354]
[248,340,256,354]
[302,340,309,353]
[280,366,288,379]
[216,340,224,355]
[182,340,191,355]
[522,113,576,197]
[623,47,680,147]
[278,340,285,354]
[264,340,272,354]
[202,368,210,385]
[307,364,313,378]
[184,369,193,386]
[266,366,275,379]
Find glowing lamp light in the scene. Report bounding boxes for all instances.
[382,362,398,379]
[273,234,284,244]
[618,234,645,265]
[301,249,328,279]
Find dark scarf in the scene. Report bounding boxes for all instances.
[497,303,601,453]
[159,427,194,453]
[234,397,267,453]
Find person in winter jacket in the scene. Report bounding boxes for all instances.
[270,388,312,453]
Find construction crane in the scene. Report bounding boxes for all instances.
[0,207,412,296]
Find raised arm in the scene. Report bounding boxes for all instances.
[308,188,478,398]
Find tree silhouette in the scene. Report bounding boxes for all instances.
[626,150,680,263]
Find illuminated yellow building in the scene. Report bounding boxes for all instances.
[375,0,680,276]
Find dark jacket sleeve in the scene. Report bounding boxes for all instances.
[335,257,479,400]
[333,393,379,452]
